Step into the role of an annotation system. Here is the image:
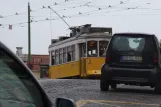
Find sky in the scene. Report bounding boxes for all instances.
[0,0,161,54]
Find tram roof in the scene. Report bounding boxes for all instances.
[49,32,112,49]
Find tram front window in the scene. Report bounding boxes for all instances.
[87,41,97,57]
[99,41,109,57]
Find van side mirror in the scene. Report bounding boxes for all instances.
[56,98,76,107]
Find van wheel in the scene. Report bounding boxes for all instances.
[154,83,161,94]
[100,79,109,91]
[111,84,117,89]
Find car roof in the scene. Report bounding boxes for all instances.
[114,32,155,36]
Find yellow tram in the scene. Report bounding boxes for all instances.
[48,24,112,79]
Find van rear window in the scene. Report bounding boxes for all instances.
[110,34,156,52]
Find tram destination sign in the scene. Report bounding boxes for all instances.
[89,27,112,34]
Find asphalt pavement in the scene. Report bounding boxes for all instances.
[39,79,161,107]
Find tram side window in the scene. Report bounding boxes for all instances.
[67,46,72,62]
[99,41,109,57]
[59,48,63,64]
[55,50,59,64]
[87,41,97,57]
[63,47,67,63]
[51,51,55,65]
[71,45,75,61]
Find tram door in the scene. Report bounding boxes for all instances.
[86,41,108,76]
[86,41,99,76]
[79,43,87,77]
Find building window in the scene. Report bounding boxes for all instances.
[63,47,67,63]
[51,51,55,65]
[59,48,63,64]
[55,50,59,64]
[37,58,40,64]
[87,41,97,57]
[99,41,109,57]
[71,45,75,61]
[67,46,72,62]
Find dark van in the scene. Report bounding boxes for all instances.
[100,33,161,94]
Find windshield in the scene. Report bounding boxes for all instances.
[87,41,98,57]
[2,0,161,107]
[111,35,157,52]
[0,51,44,107]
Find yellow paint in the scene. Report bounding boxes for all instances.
[85,57,105,76]
[87,70,101,75]
[76,99,160,107]
[49,61,80,79]
[49,57,106,78]
[80,57,105,77]
[76,100,88,107]
[88,100,160,106]
[80,58,87,77]
[90,102,121,107]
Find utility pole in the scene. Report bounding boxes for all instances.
[28,2,31,69]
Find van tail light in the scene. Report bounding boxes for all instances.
[106,57,111,62]
[106,53,111,63]
[153,58,158,63]
[153,53,159,63]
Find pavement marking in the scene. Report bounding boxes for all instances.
[88,100,161,106]
[108,93,157,99]
[76,100,88,107]
[76,100,161,107]
[89,101,121,107]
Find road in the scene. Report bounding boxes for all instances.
[39,79,161,107]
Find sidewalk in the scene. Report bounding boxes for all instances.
[32,71,40,79]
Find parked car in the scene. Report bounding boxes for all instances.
[100,33,161,94]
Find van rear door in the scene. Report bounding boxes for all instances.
[106,34,158,68]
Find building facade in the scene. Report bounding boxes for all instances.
[16,47,49,71]
[31,55,49,71]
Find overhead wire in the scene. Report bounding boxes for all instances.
[29,0,96,21]
[1,0,157,28]
[0,0,89,19]
[30,2,92,17]
[87,0,160,9]
[2,9,161,29]
[86,0,131,8]
[0,0,149,19]
[1,0,161,29]
[49,9,53,39]
[58,0,132,18]
[0,7,142,28]
[1,0,160,19]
